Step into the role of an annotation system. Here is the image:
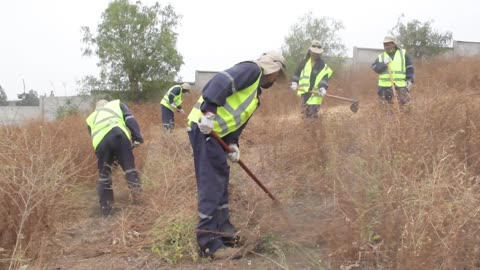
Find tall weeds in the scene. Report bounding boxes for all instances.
[1,58,480,269]
[0,119,94,269]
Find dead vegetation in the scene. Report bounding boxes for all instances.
[1,58,480,269]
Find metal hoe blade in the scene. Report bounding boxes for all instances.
[350,101,359,113]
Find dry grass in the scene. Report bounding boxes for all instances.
[0,117,95,269]
[1,57,480,269]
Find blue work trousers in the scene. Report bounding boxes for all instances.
[188,123,236,255]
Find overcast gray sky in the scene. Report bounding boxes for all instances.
[0,0,478,100]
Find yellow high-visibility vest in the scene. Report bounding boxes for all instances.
[160,85,183,111]
[378,49,407,88]
[297,58,333,105]
[187,72,261,137]
[86,99,131,150]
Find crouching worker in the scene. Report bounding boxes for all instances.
[86,99,144,217]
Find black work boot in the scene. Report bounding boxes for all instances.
[100,201,114,217]
[222,234,243,248]
[200,245,242,260]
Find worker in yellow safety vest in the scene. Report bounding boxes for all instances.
[186,50,285,260]
[371,35,415,106]
[86,99,144,217]
[160,83,191,132]
[290,40,333,119]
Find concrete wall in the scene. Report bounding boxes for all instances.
[0,95,93,125]
[0,106,41,125]
[41,96,93,121]
[352,47,384,72]
[454,40,480,57]
[195,70,218,92]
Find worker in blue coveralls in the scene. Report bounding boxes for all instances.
[186,50,285,260]
[160,83,191,132]
[86,99,144,217]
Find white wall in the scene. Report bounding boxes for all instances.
[352,47,384,72]
[0,106,41,125]
[454,41,480,57]
[0,96,93,125]
[195,70,218,92]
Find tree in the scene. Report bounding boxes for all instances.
[81,0,183,100]
[16,90,40,106]
[391,16,452,60]
[282,12,347,76]
[0,85,8,106]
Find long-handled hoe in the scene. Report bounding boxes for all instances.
[324,93,360,113]
[209,131,293,227]
[387,63,402,114]
[306,91,360,113]
[210,131,278,202]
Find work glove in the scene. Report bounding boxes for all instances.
[406,81,413,92]
[178,108,185,114]
[132,141,141,149]
[227,144,240,163]
[198,112,215,134]
[290,82,298,91]
[319,87,327,97]
[383,56,392,65]
[170,103,177,109]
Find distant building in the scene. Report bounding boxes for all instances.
[454,40,480,57]
[195,70,218,92]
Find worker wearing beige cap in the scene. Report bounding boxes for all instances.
[371,35,414,106]
[160,82,191,132]
[290,40,333,119]
[186,50,285,260]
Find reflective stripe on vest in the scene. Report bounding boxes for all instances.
[187,72,261,137]
[86,99,131,150]
[306,65,333,105]
[378,49,407,88]
[297,58,333,105]
[160,85,183,111]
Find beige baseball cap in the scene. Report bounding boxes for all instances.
[181,83,191,91]
[383,35,398,45]
[255,50,286,75]
[309,40,324,54]
[96,99,108,109]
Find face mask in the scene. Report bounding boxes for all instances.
[261,81,274,89]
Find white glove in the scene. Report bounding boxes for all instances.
[170,102,177,109]
[178,108,185,114]
[406,81,412,92]
[198,112,215,134]
[383,56,391,65]
[132,141,141,148]
[319,87,327,97]
[227,144,240,163]
[290,82,298,91]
